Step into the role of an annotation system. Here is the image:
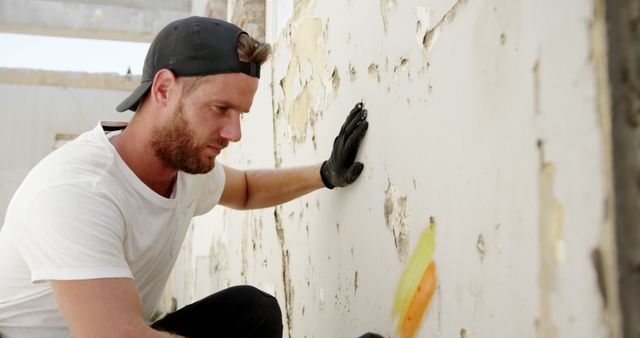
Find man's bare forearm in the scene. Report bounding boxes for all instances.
[242,163,324,210]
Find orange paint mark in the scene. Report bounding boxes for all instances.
[392,219,436,319]
[399,261,437,338]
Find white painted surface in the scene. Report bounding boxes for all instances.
[266,0,294,43]
[0,0,619,336]
[174,0,620,337]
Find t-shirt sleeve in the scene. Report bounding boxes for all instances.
[193,159,226,216]
[18,184,132,284]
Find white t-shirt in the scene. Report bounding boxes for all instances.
[0,122,226,338]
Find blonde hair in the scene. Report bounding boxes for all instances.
[236,33,271,65]
[180,33,271,96]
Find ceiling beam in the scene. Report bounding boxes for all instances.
[0,0,192,42]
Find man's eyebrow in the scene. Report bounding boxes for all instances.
[209,100,233,107]
[208,100,250,113]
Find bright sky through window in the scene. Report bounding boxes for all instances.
[0,33,149,75]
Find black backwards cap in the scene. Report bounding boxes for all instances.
[116,16,260,112]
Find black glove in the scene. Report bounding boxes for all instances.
[320,102,369,189]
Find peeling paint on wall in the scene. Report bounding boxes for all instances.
[239,213,264,283]
[331,67,340,91]
[476,233,486,262]
[533,60,541,115]
[209,235,228,276]
[278,0,328,144]
[241,214,249,283]
[592,248,608,306]
[379,0,397,33]
[415,6,431,47]
[368,63,381,83]
[348,63,357,82]
[421,0,468,51]
[590,0,624,334]
[392,57,408,81]
[161,0,626,336]
[537,163,561,338]
[274,208,293,338]
[384,182,410,261]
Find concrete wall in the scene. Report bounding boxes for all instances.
[170,0,623,337]
[0,0,624,336]
[0,0,179,222]
[0,0,190,42]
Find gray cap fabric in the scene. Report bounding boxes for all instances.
[116,16,260,112]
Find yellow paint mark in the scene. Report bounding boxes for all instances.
[399,261,437,338]
[392,218,436,325]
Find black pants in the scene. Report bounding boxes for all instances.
[152,285,283,338]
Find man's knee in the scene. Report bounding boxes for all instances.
[240,285,281,314]
[232,285,282,334]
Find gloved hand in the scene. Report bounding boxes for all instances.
[320,102,369,189]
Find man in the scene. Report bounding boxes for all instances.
[0,17,368,337]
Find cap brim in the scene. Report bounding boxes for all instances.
[116,81,152,112]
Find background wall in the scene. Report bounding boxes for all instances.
[0,69,134,222]
[0,0,625,337]
[171,0,622,337]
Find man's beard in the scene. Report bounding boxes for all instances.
[150,102,220,174]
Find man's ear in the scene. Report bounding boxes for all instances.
[150,69,177,108]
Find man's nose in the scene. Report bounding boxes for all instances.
[220,112,242,142]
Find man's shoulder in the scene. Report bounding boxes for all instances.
[12,126,125,210]
[35,126,116,181]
